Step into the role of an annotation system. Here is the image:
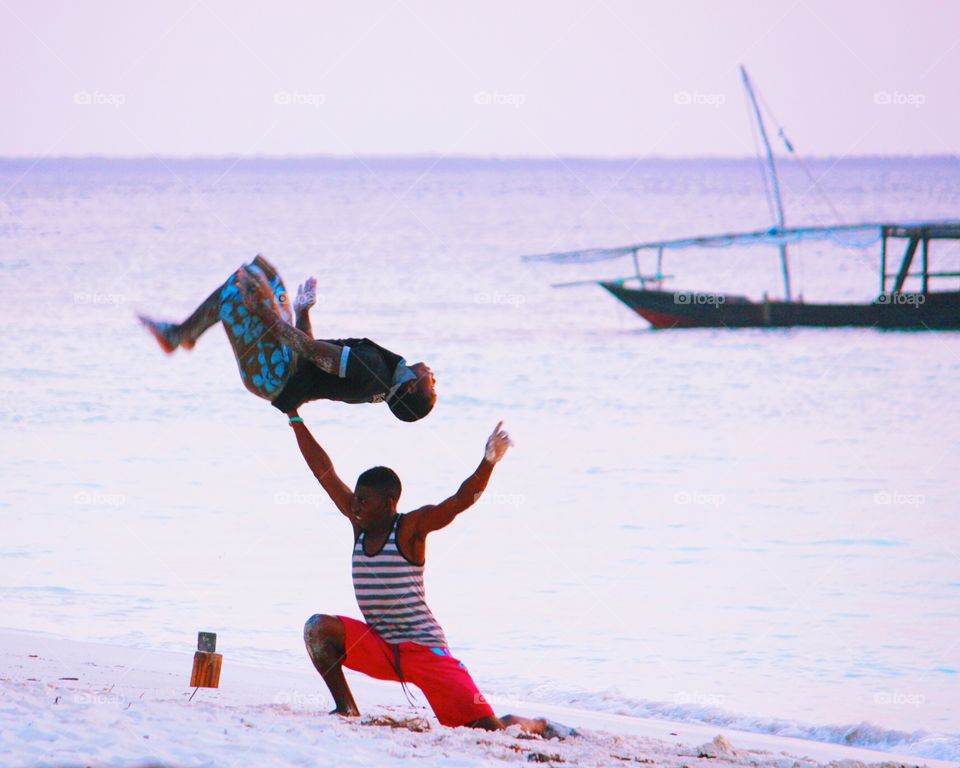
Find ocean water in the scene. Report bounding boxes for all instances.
[1,156,959,760]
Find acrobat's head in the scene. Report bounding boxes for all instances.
[387,362,436,422]
[352,466,402,528]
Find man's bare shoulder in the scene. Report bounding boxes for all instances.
[400,506,436,537]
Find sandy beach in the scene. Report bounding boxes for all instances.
[3,627,954,768]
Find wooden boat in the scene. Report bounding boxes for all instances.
[594,222,960,329]
[523,69,960,331]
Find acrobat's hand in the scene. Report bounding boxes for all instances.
[484,421,513,464]
[295,277,318,314]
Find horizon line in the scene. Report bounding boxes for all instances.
[0,152,957,163]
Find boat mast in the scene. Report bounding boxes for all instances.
[740,65,791,301]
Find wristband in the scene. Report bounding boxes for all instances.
[289,416,304,425]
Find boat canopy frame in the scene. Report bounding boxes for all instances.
[523,220,960,299]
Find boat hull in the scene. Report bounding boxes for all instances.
[600,283,960,330]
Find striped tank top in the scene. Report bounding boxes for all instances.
[352,514,448,647]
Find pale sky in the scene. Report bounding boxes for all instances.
[3,0,959,157]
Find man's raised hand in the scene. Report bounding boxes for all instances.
[484,421,513,464]
[295,277,318,314]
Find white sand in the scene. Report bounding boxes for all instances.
[2,628,954,768]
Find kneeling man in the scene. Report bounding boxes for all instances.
[288,415,572,737]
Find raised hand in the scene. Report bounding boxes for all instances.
[295,277,318,314]
[484,421,513,464]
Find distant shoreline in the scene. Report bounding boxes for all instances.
[0,154,956,166]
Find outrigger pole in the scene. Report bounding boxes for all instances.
[740,65,792,301]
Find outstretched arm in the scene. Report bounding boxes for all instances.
[288,411,354,520]
[408,422,513,536]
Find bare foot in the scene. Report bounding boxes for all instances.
[138,315,189,353]
[500,715,579,740]
[329,705,360,717]
[540,719,579,740]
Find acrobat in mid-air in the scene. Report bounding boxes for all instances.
[138,255,436,421]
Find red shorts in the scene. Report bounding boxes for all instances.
[338,615,495,728]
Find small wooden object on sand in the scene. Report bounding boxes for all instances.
[190,631,222,688]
